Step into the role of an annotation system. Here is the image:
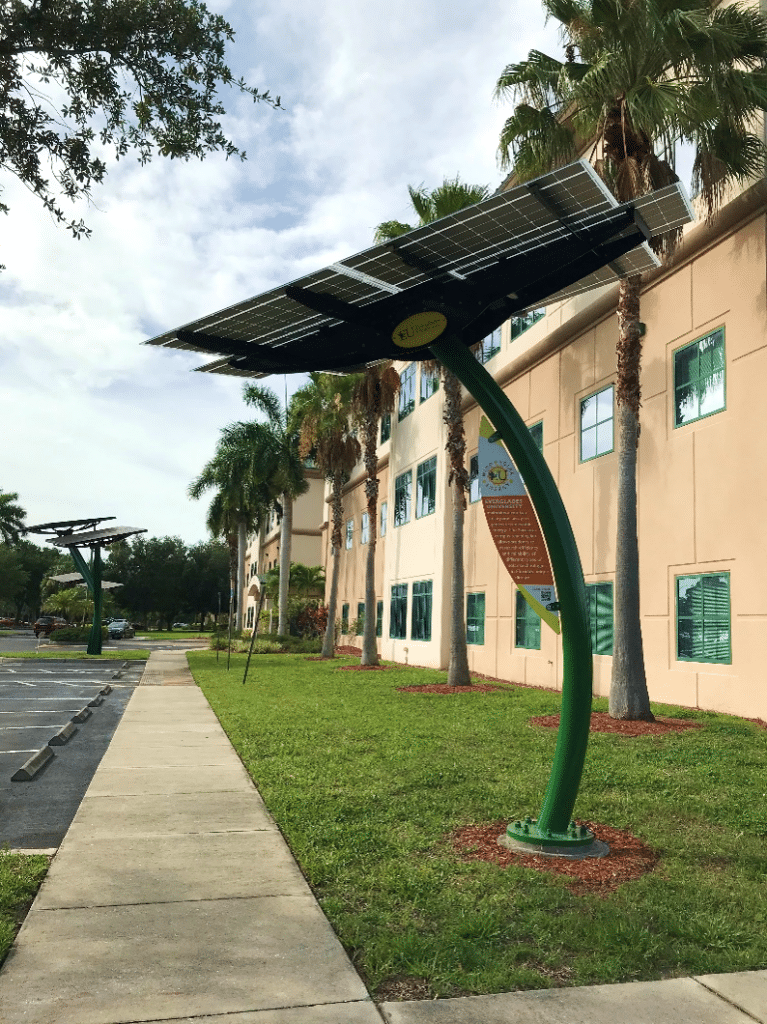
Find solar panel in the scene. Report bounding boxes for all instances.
[47,526,147,548]
[146,159,694,377]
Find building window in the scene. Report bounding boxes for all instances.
[357,601,366,632]
[476,328,502,364]
[380,501,388,537]
[411,581,433,641]
[469,453,480,503]
[361,512,369,544]
[515,590,541,650]
[394,471,412,526]
[467,593,485,645]
[398,363,416,420]
[674,328,725,428]
[676,572,731,663]
[420,366,439,401]
[376,600,383,638]
[345,518,354,549]
[341,603,349,633]
[580,385,614,462]
[380,413,391,444]
[511,307,545,340]
[416,456,437,518]
[247,606,254,629]
[529,420,543,452]
[390,584,408,639]
[586,582,614,655]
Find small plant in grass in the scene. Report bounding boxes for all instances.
[0,847,49,965]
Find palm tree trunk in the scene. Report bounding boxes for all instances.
[322,471,344,659]
[361,413,380,666]
[442,369,471,686]
[236,518,247,632]
[278,494,292,636]
[610,275,654,720]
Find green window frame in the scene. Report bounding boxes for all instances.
[394,471,411,526]
[357,601,366,631]
[580,385,614,462]
[674,328,725,428]
[585,582,614,655]
[469,453,480,503]
[515,590,541,650]
[345,518,354,549]
[361,511,369,544]
[411,581,433,641]
[390,584,408,639]
[398,363,416,420]
[380,413,391,444]
[341,603,349,632]
[476,327,501,364]
[467,592,485,645]
[416,456,437,518]
[676,572,731,663]
[376,600,383,638]
[511,307,545,340]
[420,366,439,402]
[380,501,388,537]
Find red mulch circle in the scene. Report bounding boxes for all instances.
[335,645,363,656]
[397,682,507,694]
[531,711,703,737]
[452,820,658,895]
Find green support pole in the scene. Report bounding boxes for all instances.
[67,544,102,655]
[431,336,594,848]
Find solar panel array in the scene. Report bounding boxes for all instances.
[146,159,694,375]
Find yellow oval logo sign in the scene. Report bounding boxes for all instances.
[392,311,447,349]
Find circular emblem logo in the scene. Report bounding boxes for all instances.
[483,462,510,490]
[392,311,448,349]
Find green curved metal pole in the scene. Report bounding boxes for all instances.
[431,336,593,843]
[67,544,103,656]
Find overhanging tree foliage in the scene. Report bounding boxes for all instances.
[0,0,280,251]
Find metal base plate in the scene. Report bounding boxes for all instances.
[500,818,610,860]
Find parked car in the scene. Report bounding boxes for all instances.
[173,622,189,629]
[108,619,135,640]
[33,616,67,637]
[0,616,16,628]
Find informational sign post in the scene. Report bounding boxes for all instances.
[478,417,559,634]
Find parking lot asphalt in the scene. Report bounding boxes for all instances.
[0,659,144,849]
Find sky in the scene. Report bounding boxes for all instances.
[2,0,566,548]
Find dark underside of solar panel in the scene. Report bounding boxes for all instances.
[146,161,693,377]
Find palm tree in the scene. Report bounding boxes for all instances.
[240,383,308,637]
[350,364,401,665]
[0,489,26,545]
[291,372,361,658]
[375,176,490,685]
[495,0,767,719]
[189,437,271,632]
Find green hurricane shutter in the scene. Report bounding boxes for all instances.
[411,581,433,641]
[394,471,411,525]
[398,363,416,419]
[466,593,485,645]
[529,420,543,452]
[357,602,365,630]
[585,583,613,655]
[416,457,437,518]
[380,414,391,443]
[677,573,730,663]
[515,590,541,649]
[341,603,349,632]
[376,600,383,638]
[389,584,407,639]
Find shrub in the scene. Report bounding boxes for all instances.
[49,626,108,643]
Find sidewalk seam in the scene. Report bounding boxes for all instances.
[694,976,766,1023]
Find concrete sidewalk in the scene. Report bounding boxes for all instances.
[0,649,765,1023]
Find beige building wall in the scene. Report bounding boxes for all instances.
[327,178,767,721]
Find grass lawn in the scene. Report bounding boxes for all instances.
[0,849,49,965]
[188,650,767,999]
[0,649,150,660]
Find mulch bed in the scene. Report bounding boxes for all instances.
[531,711,703,737]
[451,820,658,895]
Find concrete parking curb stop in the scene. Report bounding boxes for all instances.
[11,745,55,781]
[71,707,92,723]
[48,722,78,746]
